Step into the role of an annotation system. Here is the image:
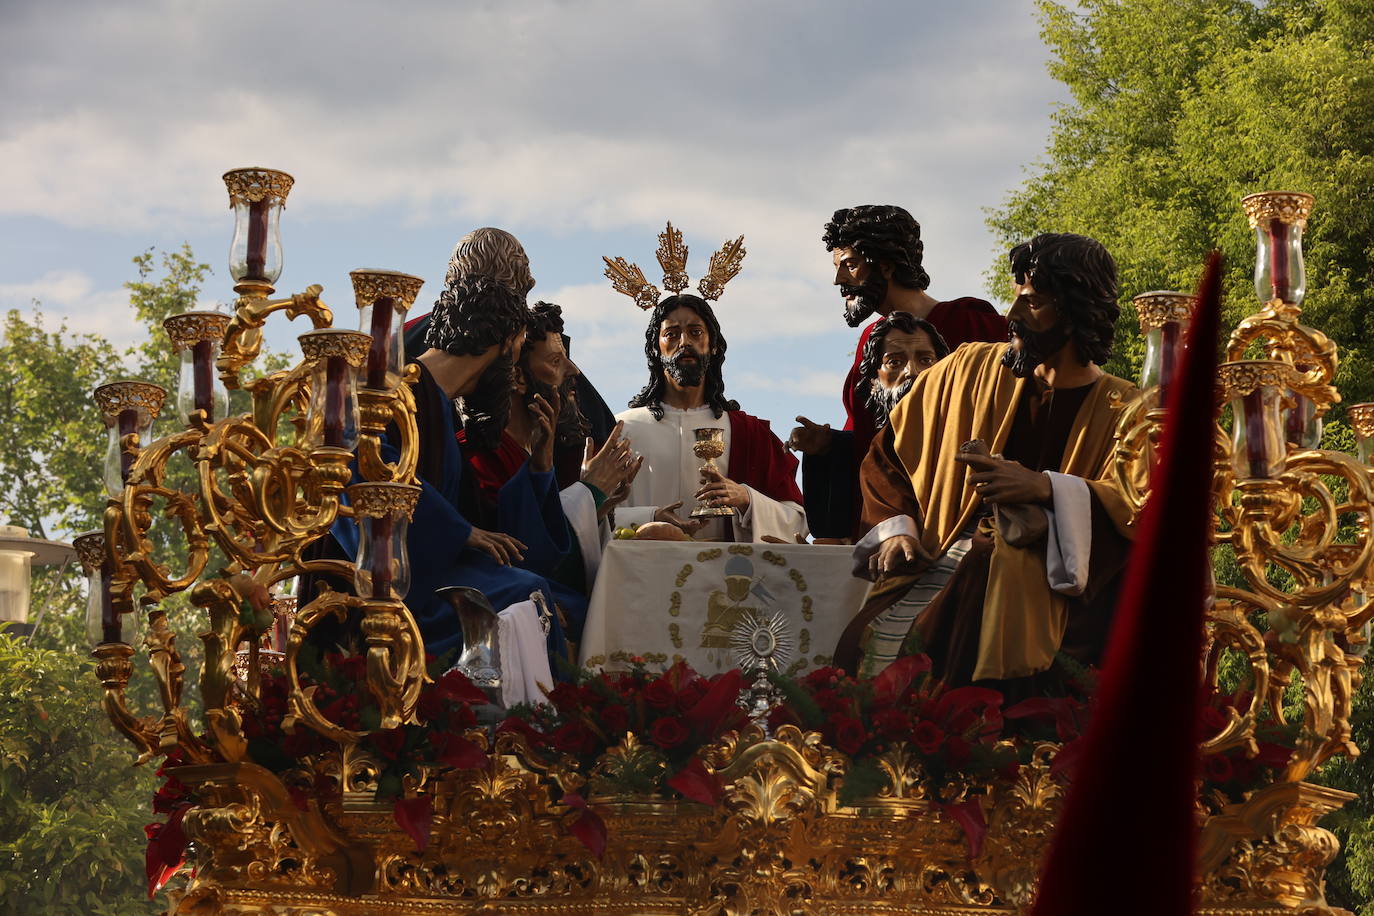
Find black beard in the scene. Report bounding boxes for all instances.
[554,376,590,448]
[1001,319,1073,379]
[460,354,514,450]
[663,348,708,388]
[867,377,914,428]
[840,271,888,328]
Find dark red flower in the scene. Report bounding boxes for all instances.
[944,735,971,768]
[832,716,867,755]
[1197,706,1229,735]
[436,668,489,705]
[872,708,910,740]
[1255,740,1293,770]
[547,682,585,714]
[370,726,408,761]
[674,679,708,712]
[912,720,945,755]
[496,715,546,747]
[553,722,600,756]
[650,716,689,750]
[416,688,447,724]
[1203,754,1234,784]
[430,731,488,769]
[803,666,845,689]
[643,677,675,709]
[333,654,369,682]
[600,703,630,738]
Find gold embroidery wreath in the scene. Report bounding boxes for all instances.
[603,221,746,309]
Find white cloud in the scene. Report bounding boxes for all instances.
[0,270,140,348]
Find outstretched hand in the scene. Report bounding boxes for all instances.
[955,452,1052,506]
[600,454,644,520]
[581,421,634,495]
[787,416,833,455]
[465,527,527,565]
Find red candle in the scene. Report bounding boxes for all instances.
[117,408,139,482]
[192,339,215,419]
[246,199,269,281]
[1243,389,1272,478]
[366,297,395,389]
[1158,320,1181,397]
[1285,392,1314,446]
[100,563,121,644]
[323,356,347,448]
[272,602,289,652]
[1268,218,1290,302]
[370,515,394,599]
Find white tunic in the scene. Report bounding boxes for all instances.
[613,404,808,543]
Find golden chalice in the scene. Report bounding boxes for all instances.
[690,426,736,518]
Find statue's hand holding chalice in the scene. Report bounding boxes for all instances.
[691,427,745,518]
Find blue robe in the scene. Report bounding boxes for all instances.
[331,362,572,669]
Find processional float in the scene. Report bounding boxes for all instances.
[82,172,1367,914]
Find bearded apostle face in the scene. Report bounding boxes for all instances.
[657,305,713,388]
[1001,277,1072,379]
[517,331,587,447]
[832,246,889,328]
[873,327,941,409]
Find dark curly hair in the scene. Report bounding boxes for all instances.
[522,301,565,358]
[857,312,950,412]
[522,301,588,447]
[822,205,931,291]
[425,274,527,357]
[1008,233,1119,366]
[628,294,739,420]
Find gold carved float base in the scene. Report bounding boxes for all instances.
[169,728,1355,916]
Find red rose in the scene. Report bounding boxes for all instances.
[600,703,630,738]
[370,726,407,761]
[643,677,675,710]
[675,679,708,712]
[547,683,585,714]
[1197,706,1228,735]
[416,688,447,724]
[912,720,944,755]
[436,668,489,705]
[803,666,844,689]
[496,716,546,747]
[945,735,971,768]
[872,708,909,740]
[334,654,368,682]
[832,716,867,756]
[1203,754,1234,784]
[553,722,600,756]
[650,716,689,750]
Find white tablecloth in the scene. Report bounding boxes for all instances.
[579,540,871,675]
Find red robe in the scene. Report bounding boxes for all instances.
[725,409,803,505]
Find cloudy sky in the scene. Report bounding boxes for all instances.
[0,0,1065,432]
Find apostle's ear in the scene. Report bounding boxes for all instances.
[879,260,895,280]
[512,366,529,395]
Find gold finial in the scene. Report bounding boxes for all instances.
[656,222,689,294]
[698,235,746,301]
[1241,191,1314,229]
[603,256,661,310]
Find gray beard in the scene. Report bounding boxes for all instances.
[868,377,914,428]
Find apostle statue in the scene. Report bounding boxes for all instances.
[791,205,1008,539]
[335,274,577,666]
[460,301,640,629]
[835,233,1138,692]
[604,224,807,543]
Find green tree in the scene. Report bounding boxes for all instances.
[0,244,264,912]
[0,630,166,914]
[989,0,1374,908]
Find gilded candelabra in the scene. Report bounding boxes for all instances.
[87,178,1367,915]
